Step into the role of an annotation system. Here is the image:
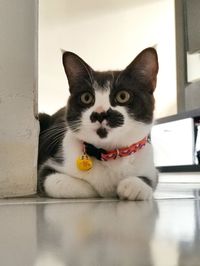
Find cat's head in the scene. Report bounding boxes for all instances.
[63,48,158,149]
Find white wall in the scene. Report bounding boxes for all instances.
[0,0,38,197]
[39,0,177,118]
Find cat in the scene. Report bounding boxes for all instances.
[38,47,159,200]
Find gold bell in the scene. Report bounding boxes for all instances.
[76,154,93,171]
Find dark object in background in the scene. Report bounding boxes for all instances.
[185,0,200,53]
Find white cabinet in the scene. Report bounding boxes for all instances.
[151,118,195,167]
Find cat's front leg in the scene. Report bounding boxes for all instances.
[117,176,153,201]
[44,173,99,199]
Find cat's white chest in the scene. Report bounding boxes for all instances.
[60,131,156,197]
[62,133,134,197]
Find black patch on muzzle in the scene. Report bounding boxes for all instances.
[90,108,124,128]
[96,128,108,138]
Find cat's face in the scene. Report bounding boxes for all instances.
[63,48,158,149]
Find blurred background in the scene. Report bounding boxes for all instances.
[38,0,177,118]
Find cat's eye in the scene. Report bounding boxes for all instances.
[80,92,94,105]
[115,90,130,104]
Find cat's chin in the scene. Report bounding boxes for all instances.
[84,131,127,150]
[75,131,116,150]
[96,127,109,139]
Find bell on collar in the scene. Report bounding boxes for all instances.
[76,154,93,171]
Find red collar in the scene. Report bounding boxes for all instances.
[84,136,148,161]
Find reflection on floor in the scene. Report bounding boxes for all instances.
[0,183,200,266]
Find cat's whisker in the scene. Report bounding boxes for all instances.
[40,132,66,153]
[45,141,61,153]
[40,130,67,139]
[40,129,67,138]
[40,128,66,140]
[40,123,67,135]
[40,130,66,147]
[40,127,66,134]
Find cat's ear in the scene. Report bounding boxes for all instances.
[62,51,93,91]
[122,48,159,93]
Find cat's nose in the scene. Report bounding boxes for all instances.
[95,106,105,113]
[90,111,107,123]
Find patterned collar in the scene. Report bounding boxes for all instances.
[84,136,148,161]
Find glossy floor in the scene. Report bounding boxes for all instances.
[0,183,200,266]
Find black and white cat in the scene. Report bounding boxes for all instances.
[38,48,159,200]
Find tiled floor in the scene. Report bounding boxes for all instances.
[0,183,200,266]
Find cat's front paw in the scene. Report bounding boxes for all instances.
[117,177,153,201]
